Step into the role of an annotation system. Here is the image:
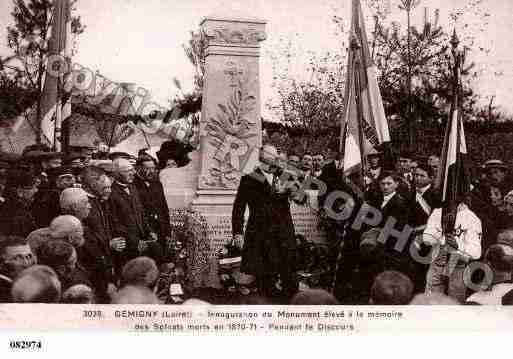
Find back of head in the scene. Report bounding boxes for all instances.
[49,215,83,247]
[502,289,513,305]
[370,271,414,305]
[182,298,211,306]
[11,265,61,303]
[485,244,513,273]
[410,293,459,305]
[37,240,74,269]
[62,284,95,304]
[60,187,88,211]
[290,289,339,305]
[111,285,160,304]
[121,257,159,289]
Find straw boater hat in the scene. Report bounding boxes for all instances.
[483,159,508,171]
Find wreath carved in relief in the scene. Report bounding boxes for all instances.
[202,69,258,188]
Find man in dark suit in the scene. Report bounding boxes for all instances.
[0,171,38,237]
[80,166,117,302]
[32,166,76,228]
[110,158,162,270]
[232,144,298,299]
[316,150,363,302]
[376,171,410,274]
[408,162,440,293]
[133,152,171,255]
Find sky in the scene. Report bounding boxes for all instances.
[1,0,513,118]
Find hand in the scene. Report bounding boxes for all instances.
[110,237,126,252]
[284,179,301,193]
[233,235,244,249]
[138,241,149,253]
[149,232,158,241]
[107,283,117,298]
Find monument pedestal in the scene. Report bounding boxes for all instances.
[186,15,326,289]
[191,191,239,288]
[190,15,267,288]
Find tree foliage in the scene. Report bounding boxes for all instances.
[0,0,85,123]
[267,0,501,152]
[182,30,207,93]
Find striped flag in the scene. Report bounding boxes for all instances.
[40,0,72,148]
[341,0,390,180]
[439,46,471,234]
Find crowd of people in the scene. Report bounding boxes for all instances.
[257,143,513,305]
[1,137,513,306]
[0,140,193,304]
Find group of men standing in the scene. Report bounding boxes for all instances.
[233,143,513,303]
[0,145,172,303]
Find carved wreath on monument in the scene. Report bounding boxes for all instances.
[203,69,258,188]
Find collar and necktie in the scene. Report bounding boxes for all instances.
[382,192,396,209]
[415,185,432,215]
[117,182,130,195]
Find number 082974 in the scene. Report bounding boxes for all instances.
[9,340,42,350]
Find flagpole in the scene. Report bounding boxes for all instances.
[351,37,367,188]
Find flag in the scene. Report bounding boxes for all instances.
[439,80,470,234]
[439,107,470,233]
[40,0,72,148]
[341,0,390,179]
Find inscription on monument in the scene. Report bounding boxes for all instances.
[291,202,326,244]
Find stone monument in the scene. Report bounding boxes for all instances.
[189,15,326,288]
[190,15,266,287]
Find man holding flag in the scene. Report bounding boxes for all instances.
[328,0,392,302]
[421,31,482,303]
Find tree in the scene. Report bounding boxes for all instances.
[266,37,346,152]
[182,30,207,93]
[268,0,493,154]
[1,0,85,136]
[0,73,37,122]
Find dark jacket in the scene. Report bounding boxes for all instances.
[133,176,171,240]
[232,169,296,276]
[378,193,410,254]
[407,186,441,229]
[32,189,61,228]
[109,182,149,261]
[0,271,12,303]
[80,195,115,298]
[0,194,37,237]
[380,193,409,227]
[318,161,362,209]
